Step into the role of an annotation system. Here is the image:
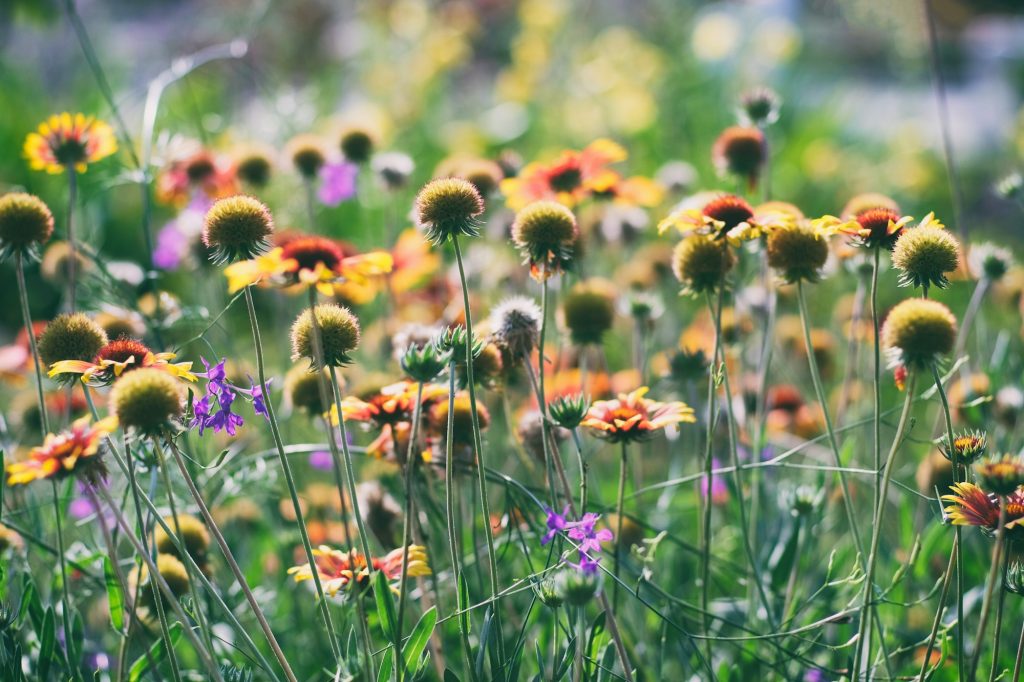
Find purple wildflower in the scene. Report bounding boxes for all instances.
[192,357,245,436]
[318,161,358,206]
[542,506,569,545]
[309,450,333,471]
[248,377,270,419]
[540,508,614,575]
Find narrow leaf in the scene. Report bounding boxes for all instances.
[103,556,125,630]
[37,606,55,682]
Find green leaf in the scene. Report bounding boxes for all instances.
[403,607,437,672]
[373,570,398,642]
[475,607,493,681]
[103,556,125,630]
[443,669,461,682]
[377,654,392,682]
[456,572,471,638]
[128,621,182,682]
[37,606,55,682]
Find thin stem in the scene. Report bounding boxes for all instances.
[1014,618,1024,682]
[395,381,426,682]
[699,290,721,668]
[443,358,480,682]
[870,246,882,516]
[16,252,49,435]
[989,550,1010,682]
[451,234,504,667]
[51,480,83,681]
[165,438,297,682]
[853,371,917,680]
[971,497,1008,679]
[244,286,342,664]
[918,534,958,681]
[613,442,628,611]
[570,429,588,512]
[66,168,78,313]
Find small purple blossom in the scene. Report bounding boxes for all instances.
[540,507,613,575]
[318,161,358,206]
[192,357,244,436]
[542,506,569,545]
[309,450,333,471]
[248,377,270,419]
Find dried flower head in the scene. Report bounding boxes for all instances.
[672,234,735,294]
[371,152,415,190]
[37,313,108,370]
[968,243,1013,282]
[891,216,959,290]
[511,201,578,280]
[561,279,616,345]
[288,135,327,178]
[488,296,543,358]
[109,368,186,435]
[881,298,957,369]
[291,304,361,367]
[738,87,781,127]
[415,178,485,245]
[996,171,1023,200]
[234,150,273,187]
[285,363,331,415]
[0,192,54,260]
[202,196,274,264]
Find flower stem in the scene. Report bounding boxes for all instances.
[165,438,297,682]
[989,550,1010,682]
[570,429,588,512]
[395,381,425,682]
[918,533,958,681]
[15,252,49,435]
[66,168,78,313]
[443,358,480,682]
[699,289,721,668]
[971,496,1008,679]
[1014,618,1024,682]
[451,234,505,669]
[51,479,85,682]
[244,286,342,665]
[870,246,882,516]
[853,371,917,680]
[613,441,628,612]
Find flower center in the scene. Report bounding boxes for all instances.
[548,166,583,193]
[280,237,344,273]
[703,195,754,230]
[95,338,151,367]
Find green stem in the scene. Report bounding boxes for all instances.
[699,289,720,669]
[66,168,78,313]
[165,438,296,682]
[853,371,917,680]
[16,252,49,435]
[918,533,958,681]
[570,429,588,513]
[451,234,504,669]
[989,550,1010,682]
[870,246,882,514]
[971,497,1008,680]
[613,442,628,612]
[51,480,85,682]
[395,381,426,682]
[244,286,342,665]
[1014,618,1024,682]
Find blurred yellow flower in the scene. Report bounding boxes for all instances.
[24,113,117,174]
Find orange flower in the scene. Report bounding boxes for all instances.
[48,338,195,386]
[581,387,695,443]
[6,416,118,485]
[329,381,446,458]
[390,229,441,295]
[941,482,1024,539]
[288,544,431,596]
[500,139,628,210]
[156,151,238,208]
[24,113,117,174]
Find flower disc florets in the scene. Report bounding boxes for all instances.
[511,201,578,279]
[0,192,54,260]
[561,280,616,345]
[291,304,361,367]
[110,368,186,435]
[414,178,485,245]
[976,455,1024,496]
[672,234,735,294]
[881,298,957,369]
[891,219,959,290]
[766,223,830,283]
[38,313,109,376]
[202,195,274,264]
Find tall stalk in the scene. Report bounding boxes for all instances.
[65,168,78,313]
[917,534,958,681]
[699,288,722,668]
[395,381,425,682]
[853,371,917,680]
[451,234,504,668]
[15,252,49,435]
[870,246,882,514]
[613,441,628,611]
[971,497,1008,679]
[51,480,85,682]
[244,286,342,664]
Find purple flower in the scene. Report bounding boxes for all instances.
[153,222,190,270]
[191,357,245,436]
[318,161,358,206]
[542,506,569,545]
[248,378,270,419]
[540,508,614,575]
[309,450,334,471]
[700,457,729,504]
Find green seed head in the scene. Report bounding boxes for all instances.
[891,225,959,290]
[672,234,735,294]
[767,224,830,283]
[414,178,484,245]
[202,195,274,264]
[109,368,186,435]
[881,298,957,369]
[0,192,54,260]
[290,304,361,367]
[37,313,108,369]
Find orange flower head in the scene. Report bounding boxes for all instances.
[853,208,912,250]
[24,113,117,174]
[942,482,1024,539]
[47,338,196,386]
[500,139,628,210]
[6,416,118,486]
[581,387,695,443]
[288,544,431,597]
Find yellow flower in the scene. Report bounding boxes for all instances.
[24,113,117,174]
[581,387,695,443]
[47,338,196,386]
[288,544,431,597]
[223,245,393,299]
[6,416,118,485]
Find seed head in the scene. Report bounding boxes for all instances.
[767,223,830,283]
[284,363,331,415]
[891,225,959,290]
[672,234,735,294]
[38,313,108,377]
[489,296,543,359]
[234,150,273,187]
[968,243,1013,282]
[712,126,765,188]
[511,201,577,277]
[339,127,375,163]
[0,192,54,260]
[288,135,326,178]
[154,513,211,565]
[202,196,274,264]
[738,87,781,127]
[881,298,957,369]
[414,178,485,245]
[561,279,616,345]
[110,368,186,435]
[290,304,361,367]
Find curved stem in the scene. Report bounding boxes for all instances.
[451,234,504,668]
[51,480,85,681]
[244,286,342,665]
[853,371,917,680]
[16,252,49,434]
[971,497,1008,680]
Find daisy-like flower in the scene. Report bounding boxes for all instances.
[327,380,446,458]
[390,228,441,295]
[288,544,431,597]
[500,139,629,211]
[223,239,393,297]
[942,482,1024,538]
[581,387,695,443]
[48,338,196,386]
[658,193,764,243]
[847,207,915,251]
[6,415,118,486]
[155,150,238,208]
[24,113,118,174]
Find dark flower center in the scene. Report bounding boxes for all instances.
[95,338,151,368]
[703,195,754,230]
[281,237,344,272]
[548,166,583,193]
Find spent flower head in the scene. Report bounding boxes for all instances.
[489,296,543,359]
[510,200,578,280]
[968,243,1013,282]
[0,192,54,261]
[672,234,735,294]
[738,87,781,127]
[202,195,274,264]
[291,304,361,367]
[415,178,485,245]
[110,368,186,436]
[890,214,959,290]
[881,298,957,370]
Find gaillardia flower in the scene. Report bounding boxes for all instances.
[24,113,117,174]
[202,195,275,264]
[48,338,196,386]
[6,415,118,486]
[672,234,735,294]
[712,126,765,189]
[975,456,1024,496]
[658,193,757,242]
[850,207,913,251]
[943,482,1024,537]
[288,545,431,596]
[329,380,446,458]
[765,216,849,283]
[500,139,629,210]
[881,298,957,369]
[287,134,327,179]
[37,313,108,372]
[109,368,187,435]
[223,241,391,298]
[291,304,361,367]
[939,430,987,464]
[581,387,695,443]
[132,553,191,611]
[0,193,54,260]
[511,201,578,280]
[891,214,959,290]
[415,178,485,245]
